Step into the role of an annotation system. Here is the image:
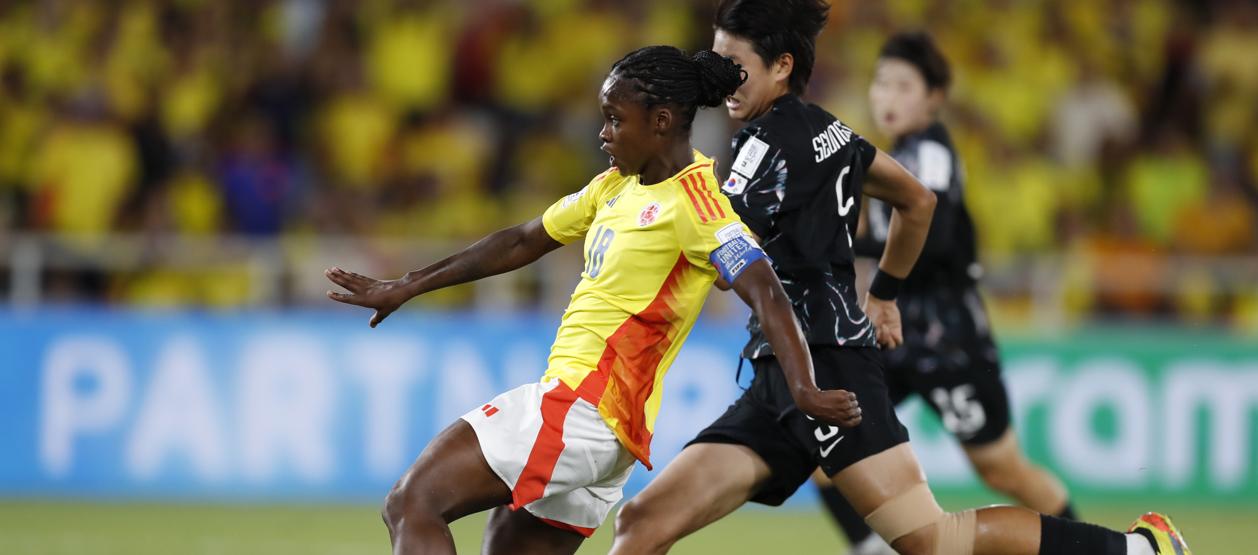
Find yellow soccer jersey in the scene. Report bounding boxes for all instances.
[541,152,756,468]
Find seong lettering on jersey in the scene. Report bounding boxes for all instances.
[812,120,854,163]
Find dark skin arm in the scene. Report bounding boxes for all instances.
[861,149,936,349]
[729,259,862,428]
[325,217,562,327]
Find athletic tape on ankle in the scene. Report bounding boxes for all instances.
[934,509,977,555]
[863,482,943,542]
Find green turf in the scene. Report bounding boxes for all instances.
[0,499,1247,554]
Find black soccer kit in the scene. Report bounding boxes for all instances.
[688,94,908,505]
[856,121,1010,446]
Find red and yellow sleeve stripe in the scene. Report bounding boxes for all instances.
[679,166,725,223]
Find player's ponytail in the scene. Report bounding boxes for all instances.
[691,49,745,108]
[611,46,745,130]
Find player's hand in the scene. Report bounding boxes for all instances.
[797,388,862,428]
[325,267,410,328]
[863,295,903,349]
[714,275,732,291]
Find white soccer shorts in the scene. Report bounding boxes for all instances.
[461,377,636,536]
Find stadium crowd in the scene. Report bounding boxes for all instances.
[0,0,1254,328]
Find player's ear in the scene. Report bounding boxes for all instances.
[926,88,946,114]
[773,53,794,89]
[653,106,674,135]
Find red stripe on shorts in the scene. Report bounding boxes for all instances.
[537,516,598,537]
[509,382,579,510]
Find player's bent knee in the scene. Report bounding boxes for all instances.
[890,527,935,555]
[865,482,942,544]
[613,498,652,536]
[932,509,976,555]
[862,483,977,555]
[383,486,411,528]
[383,476,447,527]
[885,511,977,555]
[613,498,675,551]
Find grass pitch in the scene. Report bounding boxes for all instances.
[0,498,1247,554]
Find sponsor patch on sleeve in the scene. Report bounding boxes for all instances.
[917,141,952,191]
[731,136,769,177]
[561,186,587,208]
[715,222,749,244]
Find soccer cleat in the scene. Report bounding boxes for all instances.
[1128,512,1192,555]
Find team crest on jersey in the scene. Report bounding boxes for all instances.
[723,172,749,195]
[638,202,662,226]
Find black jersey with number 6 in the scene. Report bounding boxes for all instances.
[721,94,879,359]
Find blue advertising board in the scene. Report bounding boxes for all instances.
[3,310,1257,504]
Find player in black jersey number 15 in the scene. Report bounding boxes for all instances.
[608,2,1191,555]
[812,31,1081,555]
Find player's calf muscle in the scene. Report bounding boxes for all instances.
[971,457,1026,497]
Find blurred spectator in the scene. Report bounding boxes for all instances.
[364,0,457,114]
[1083,201,1168,317]
[1173,164,1255,256]
[1196,2,1258,153]
[0,0,1251,326]
[217,114,295,236]
[1050,55,1137,169]
[28,92,137,237]
[1123,128,1208,245]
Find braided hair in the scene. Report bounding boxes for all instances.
[609,46,745,131]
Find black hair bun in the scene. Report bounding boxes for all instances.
[691,50,745,107]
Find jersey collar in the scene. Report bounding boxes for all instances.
[673,150,713,180]
[635,150,713,189]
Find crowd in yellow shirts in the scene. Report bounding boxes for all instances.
[0,0,1254,328]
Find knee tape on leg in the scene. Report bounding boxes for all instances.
[863,482,943,543]
[933,509,977,555]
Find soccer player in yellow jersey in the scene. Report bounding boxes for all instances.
[324,46,862,555]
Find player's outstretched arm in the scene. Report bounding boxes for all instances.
[325,217,563,327]
[730,259,862,428]
[861,149,936,349]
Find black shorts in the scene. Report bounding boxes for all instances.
[884,286,1011,446]
[687,346,909,506]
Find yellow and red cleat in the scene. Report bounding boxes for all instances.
[1128,512,1192,555]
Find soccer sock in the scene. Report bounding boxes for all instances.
[1125,532,1157,555]
[817,483,876,545]
[1055,501,1078,520]
[1038,514,1128,555]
